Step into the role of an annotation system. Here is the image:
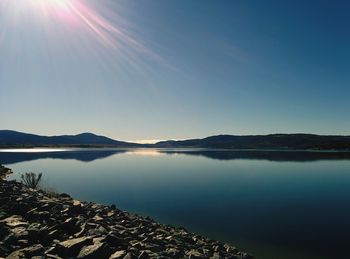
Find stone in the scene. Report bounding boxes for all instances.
[143,243,163,253]
[0,216,28,228]
[87,226,107,236]
[10,227,29,240]
[123,252,137,259]
[77,242,111,258]
[74,223,87,238]
[186,249,204,258]
[93,215,104,221]
[5,249,26,259]
[6,244,44,259]
[46,254,63,259]
[0,226,9,240]
[59,193,71,199]
[10,203,31,215]
[105,233,125,247]
[138,251,149,259]
[165,248,182,257]
[55,236,93,257]
[109,250,126,259]
[73,200,82,206]
[0,244,10,257]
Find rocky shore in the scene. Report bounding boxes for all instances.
[0,165,254,259]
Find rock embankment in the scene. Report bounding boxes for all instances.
[0,166,254,259]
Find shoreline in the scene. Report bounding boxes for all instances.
[0,165,254,259]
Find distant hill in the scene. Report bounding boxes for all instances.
[154,134,350,150]
[0,130,139,147]
[1,131,350,150]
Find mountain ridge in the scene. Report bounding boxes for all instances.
[0,130,139,147]
[155,133,350,150]
[1,130,350,150]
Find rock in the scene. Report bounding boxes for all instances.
[87,226,107,236]
[138,251,149,259]
[55,236,93,257]
[0,244,10,257]
[77,242,111,258]
[47,229,60,240]
[61,217,80,235]
[59,193,71,199]
[123,252,137,259]
[105,233,125,248]
[109,250,126,259]
[74,223,87,238]
[0,216,28,228]
[0,211,8,220]
[186,249,204,258]
[46,254,63,259]
[210,252,221,259]
[27,223,47,242]
[10,227,29,240]
[143,243,163,253]
[93,215,104,221]
[5,249,26,259]
[73,200,82,206]
[165,248,182,257]
[6,244,44,258]
[70,203,84,214]
[0,226,9,240]
[10,203,31,216]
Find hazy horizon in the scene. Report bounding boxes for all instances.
[1,0,349,140]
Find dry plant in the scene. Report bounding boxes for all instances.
[20,172,43,189]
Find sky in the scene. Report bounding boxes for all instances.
[0,0,349,142]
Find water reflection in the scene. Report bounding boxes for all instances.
[159,149,350,161]
[2,148,350,259]
[1,148,350,165]
[0,149,126,164]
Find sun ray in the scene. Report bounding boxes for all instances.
[0,0,167,68]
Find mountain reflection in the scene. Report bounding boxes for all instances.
[159,149,350,162]
[0,149,127,164]
[1,149,350,165]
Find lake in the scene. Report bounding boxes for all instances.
[1,148,350,259]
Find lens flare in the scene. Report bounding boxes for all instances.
[0,0,164,66]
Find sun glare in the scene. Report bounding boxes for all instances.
[0,0,165,73]
[46,0,70,9]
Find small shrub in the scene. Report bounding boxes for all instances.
[20,172,43,189]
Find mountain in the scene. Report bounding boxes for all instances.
[154,134,350,150]
[0,130,139,147]
[1,131,350,150]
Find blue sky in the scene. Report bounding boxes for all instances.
[0,0,349,141]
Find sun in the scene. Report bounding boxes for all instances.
[46,0,70,8]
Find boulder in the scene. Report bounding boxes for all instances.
[77,242,111,258]
[54,236,93,257]
[0,216,28,228]
[6,244,44,258]
[109,250,126,259]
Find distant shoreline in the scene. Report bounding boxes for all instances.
[1,146,350,152]
[1,130,350,150]
[2,148,350,165]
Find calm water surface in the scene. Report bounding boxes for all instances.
[1,148,350,259]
